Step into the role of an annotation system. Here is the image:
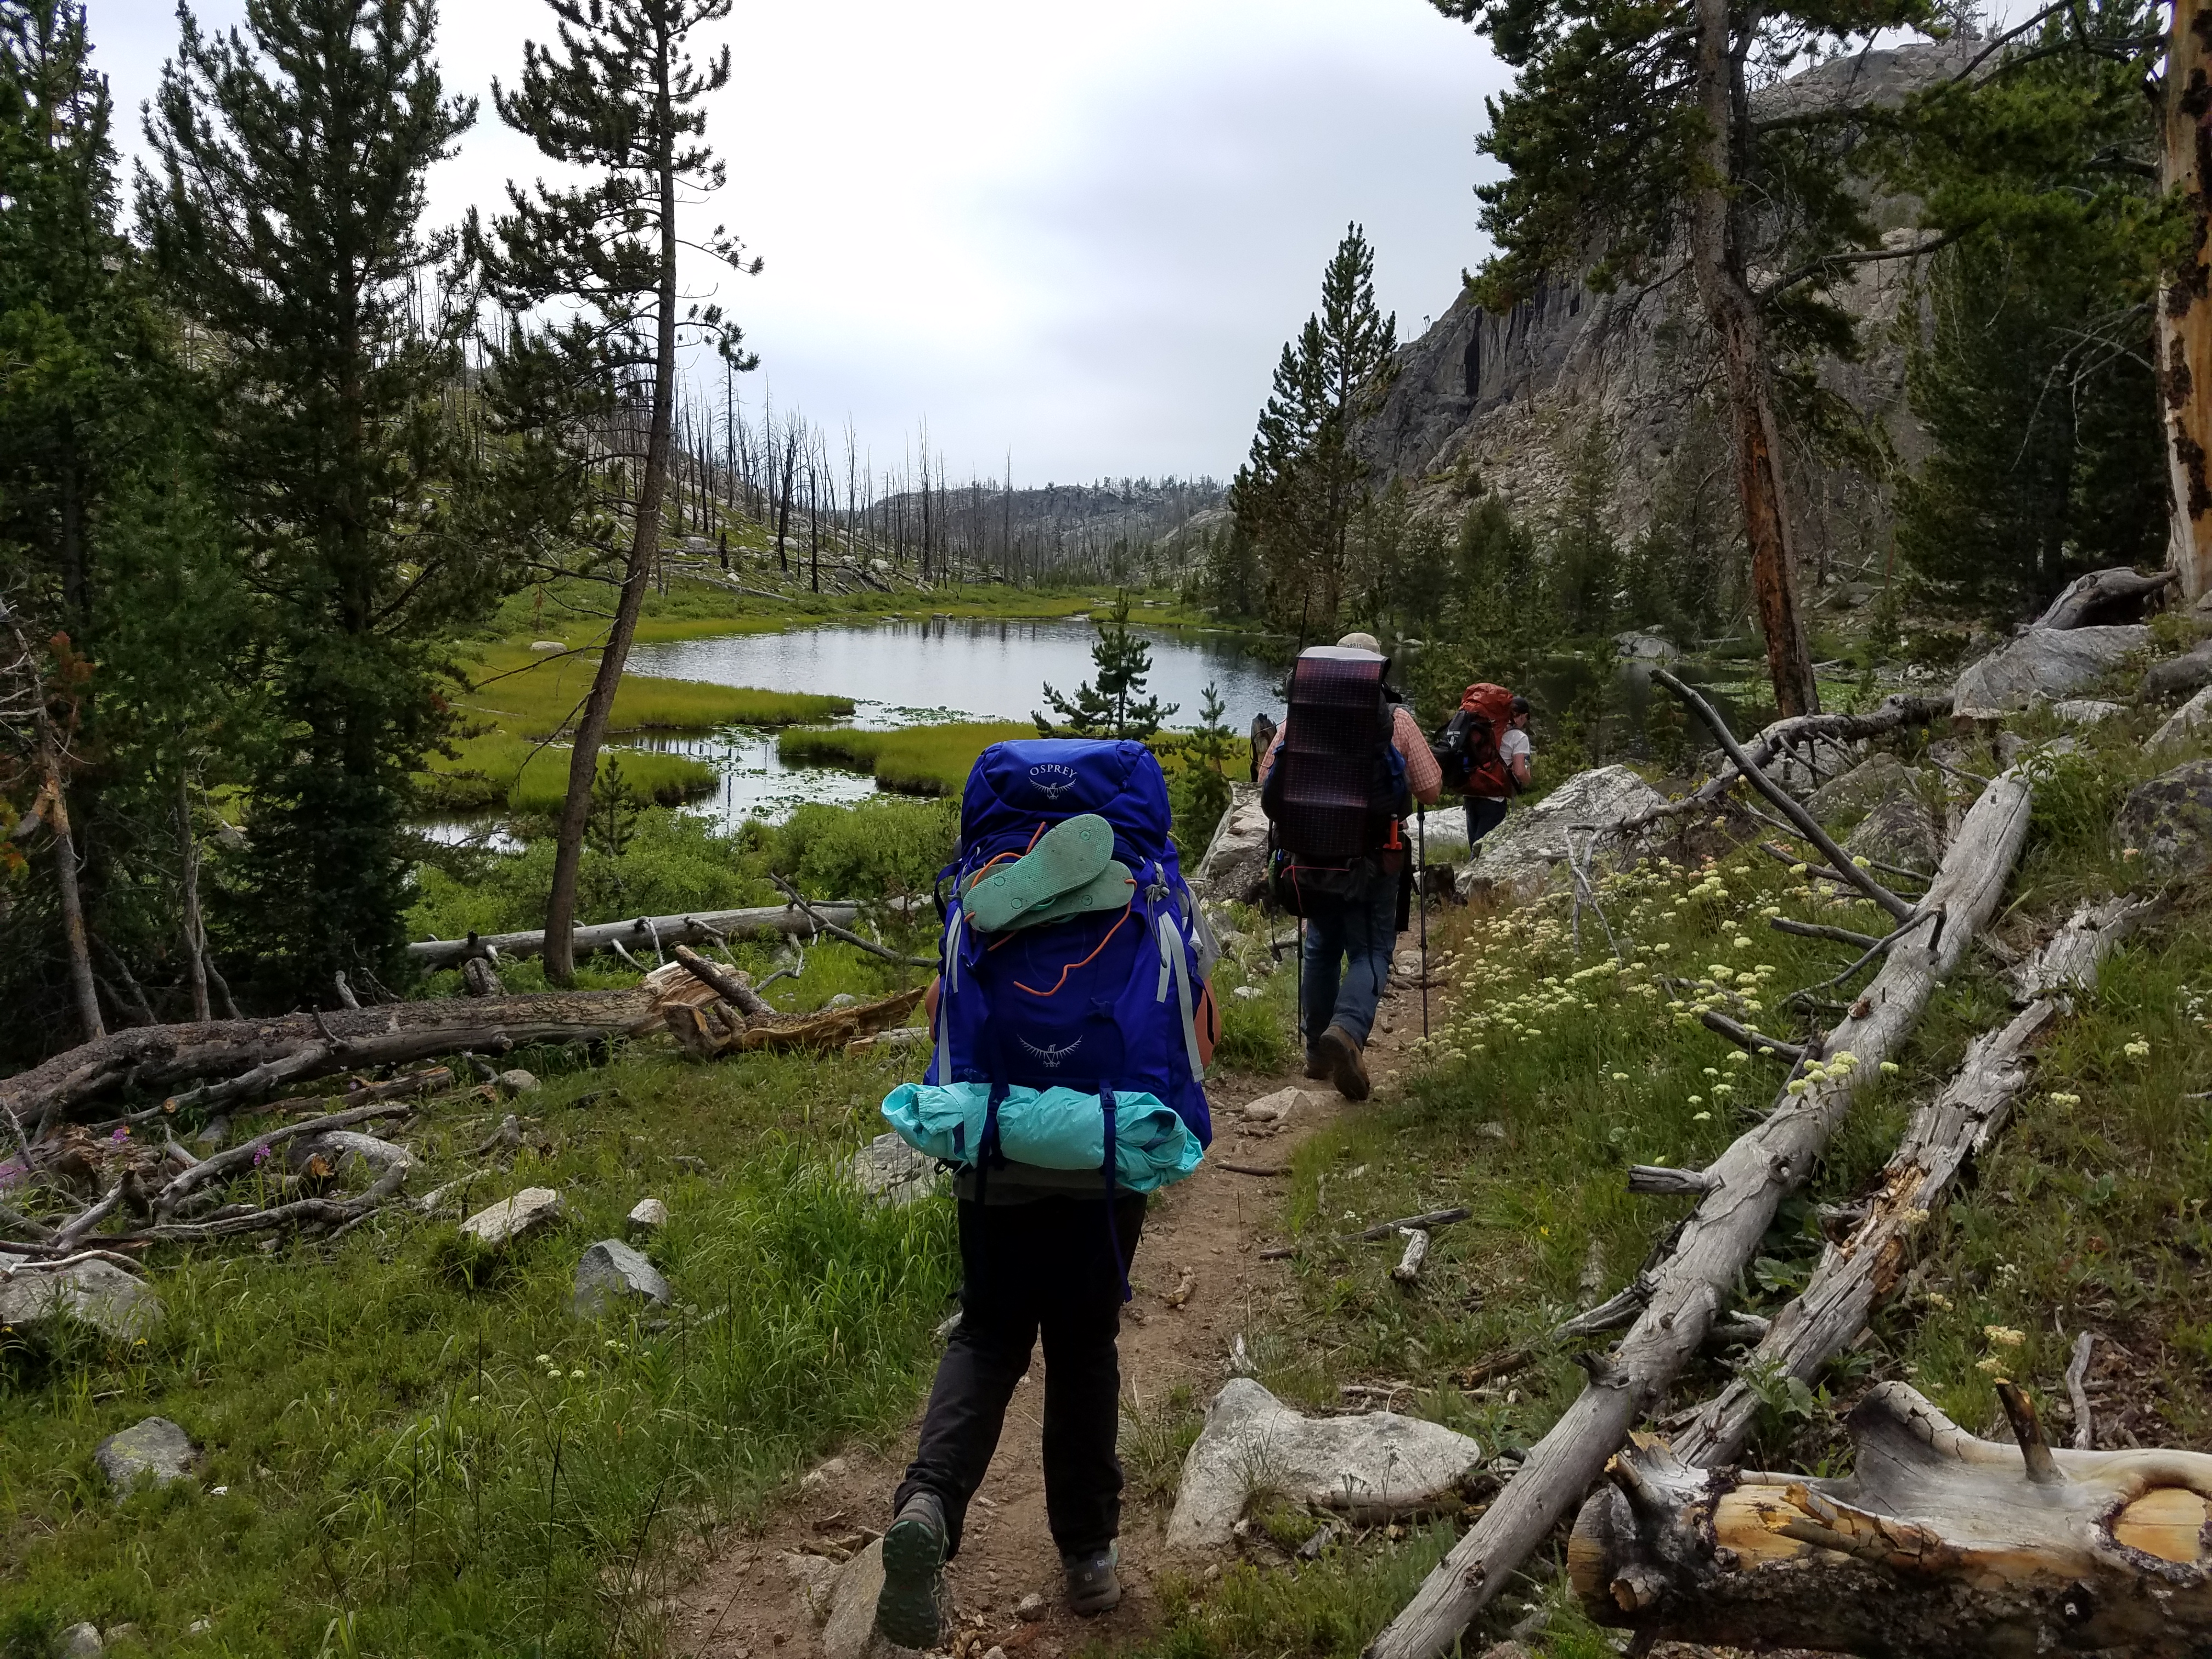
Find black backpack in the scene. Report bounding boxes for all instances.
[1260,648,1409,913]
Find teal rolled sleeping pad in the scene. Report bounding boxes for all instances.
[881,1081,1204,1193]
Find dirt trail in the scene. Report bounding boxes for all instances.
[667,969,1439,1659]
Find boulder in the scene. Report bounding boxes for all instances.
[458,1186,566,1247]
[2052,698,2128,727]
[1163,1377,1486,1550]
[60,1624,101,1658]
[1951,625,2148,717]
[821,1537,923,1659]
[1613,631,1680,661]
[2138,641,2212,703]
[2113,759,2212,879]
[845,1132,940,1208]
[0,1258,162,1342]
[1456,765,1668,904]
[1844,789,1940,871]
[1193,782,1269,905]
[572,1238,671,1318]
[497,1069,541,1096]
[2151,684,2212,751]
[1805,753,1927,821]
[529,640,565,654]
[625,1197,669,1237]
[783,1549,843,1624]
[1238,1086,1314,1125]
[94,1417,196,1494]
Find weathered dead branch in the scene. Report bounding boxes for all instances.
[405,902,862,970]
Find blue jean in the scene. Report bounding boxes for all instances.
[1466,795,1509,848]
[1300,872,1400,1048]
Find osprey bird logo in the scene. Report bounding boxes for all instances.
[1028,762,1079,801]
[1017,1034,1083,1070]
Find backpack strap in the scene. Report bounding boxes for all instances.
[1099,1082,1131,1303]
[1145,861,1206,1084]
[933,898,967,1085]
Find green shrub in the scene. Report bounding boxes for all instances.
[772,797,958,902]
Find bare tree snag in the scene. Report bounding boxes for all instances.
[43,745,103,1045]
[2165,0,2212,606]
[2034,566,2179,629]
[1666,889,2146,1468]
[1367,763,2034,1659]
[406,904,860,970]
[178,770,210,1024]
[1568,1384,2212,1657]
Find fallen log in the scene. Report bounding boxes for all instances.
[2033,564,2177,629]
[1257,1205,1474,1260]
[405,903,860,970]
[1616,695,1953,836]
[670,945,772,1019]
[1366,756,2034,1659]
[3,990,654,1133]
[1567,1382,2212,1657]
[1666,886,2146,1469]
[2015,894,2157,1002]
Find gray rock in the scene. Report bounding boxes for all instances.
[291,1130,413,1183]
[458,1186,565,1247]
[2114,759,2212,879]
[94,1416,196,1494]
[2152,684,2212,751]
[1457,764,1667,904]
[783,1549,843,1624]
[572,1238,671,1317]
[845,1132,940,1207]
[1806,753,1927,821]
[821,1537,924,1659]
[1764,733,1865,799]
[497,1069,541,1096]
[60,1623,101,1657]
[100,1626,139,1650]
[1238,1086,1313,1125]
[1015,1593,1046,1622]
[1163,1377,1485,1550]
[2052,698,2128,727]
[1613,631,1680,661]
[0,1258,162,1342]
[191,1115,229,1152]
[826,992,858,1009]
[625,1197,669,1237]
[1192,782,1269,905]
[1951,625,2148,717]
[2140,641,2212,703]
[1844,789,1939,872]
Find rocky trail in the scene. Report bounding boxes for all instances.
[665,967,1443,1659]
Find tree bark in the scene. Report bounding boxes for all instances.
[2165,0,2212,606]
[541,28,684,987]
[2033,566,2179,629]
[1569,1384,2212,1657]
[178,768,210,1024]
[1367,763,2034,1659]
[1685,0,1818,715]
[44,743,103,1045]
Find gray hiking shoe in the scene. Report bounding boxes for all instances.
[1063,1544,1122,1616]
[1317,1023,1370,1102]
[876,1491,947,1649]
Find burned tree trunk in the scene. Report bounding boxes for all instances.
[1367,760,2035,1659]
[1570,1383,2212,1657]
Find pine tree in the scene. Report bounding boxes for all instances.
[140,0,479,1001]
[1035,597,1177,740]
[471,0,758,985]
[1439,0,1938,716]
[1228,224,1396,635]
[1169,681,1237,849]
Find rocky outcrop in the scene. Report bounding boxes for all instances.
[1350,44,1970,550]
[2141,640,2212,702]
[1457,765,1668,902]
[1951,626,2148,718]
[2152,684,2212,751]
[1165,1378,1486,1550]
[1193,782,1269,905]
[2114,760,2212,878]
[0,1259,162,1343]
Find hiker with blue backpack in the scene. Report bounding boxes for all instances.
[1256,632,1442,1102]
[872,737,1219,1646]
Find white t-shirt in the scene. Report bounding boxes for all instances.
[1476,726,1532,800]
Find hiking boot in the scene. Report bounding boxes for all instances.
[1304,1046,1330,1080]
[876,1490,948,1649]
[1316,1024,1370,1102]
[1063,1544,1122,1615]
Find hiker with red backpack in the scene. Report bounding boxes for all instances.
[872,738,1219,1647]
[1254,631,1442,1102]
[1433,684,1532,850]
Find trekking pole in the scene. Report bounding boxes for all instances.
[1416,805,1429,1041]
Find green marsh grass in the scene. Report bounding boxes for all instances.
[778,722,1034,795]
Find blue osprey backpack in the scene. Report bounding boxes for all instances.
[928,738,1217,1171]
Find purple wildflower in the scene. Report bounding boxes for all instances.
[111,1126,130,1143]
[252,1143,271,1167]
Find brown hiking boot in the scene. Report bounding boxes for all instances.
[1304,1046,1330,1080]
[1316,1024,1370,1102]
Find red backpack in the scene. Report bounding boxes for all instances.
[1430,683,1521,797]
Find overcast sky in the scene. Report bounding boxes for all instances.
[92,0,1507,488]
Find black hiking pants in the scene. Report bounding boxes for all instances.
[895,1192,1147,1560]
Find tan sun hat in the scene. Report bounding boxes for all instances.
[1336,631,1383,654]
